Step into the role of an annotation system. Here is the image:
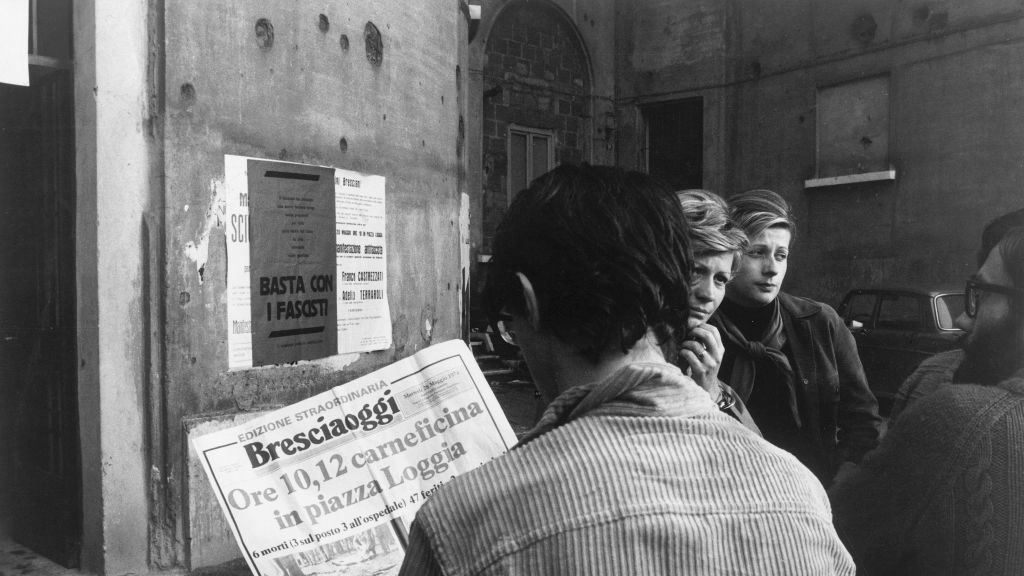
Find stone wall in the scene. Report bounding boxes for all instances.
[479,1,591,254]
[616,0,1024,304]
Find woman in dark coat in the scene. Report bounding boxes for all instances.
[711,189,882,484]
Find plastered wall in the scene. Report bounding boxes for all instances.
[74,0,153,572]
[616,0,1024,304]
[149,0,469,569]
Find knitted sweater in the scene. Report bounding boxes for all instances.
[398,362,854,576]
[888,349,964,424]
[830,369,1024,575]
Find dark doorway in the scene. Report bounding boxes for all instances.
[0,0,80,567]
[643,98,704,190]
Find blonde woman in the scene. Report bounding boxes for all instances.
[676,190,758,432]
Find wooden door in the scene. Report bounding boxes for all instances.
[0,69,80,567]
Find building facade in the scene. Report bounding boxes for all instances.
[2,0,1024,574]
[613,0,1024,303]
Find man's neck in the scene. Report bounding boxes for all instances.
[544,332,668,399]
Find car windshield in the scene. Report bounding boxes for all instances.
[935,293,965,330]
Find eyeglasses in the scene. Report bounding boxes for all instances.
[964,278,1024,318]
[495,312,518,346]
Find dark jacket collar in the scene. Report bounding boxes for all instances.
[778,291,823,320]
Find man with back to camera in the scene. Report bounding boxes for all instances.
[397,164,854,575]
[830,225,1024,575]
[888,207,1024,423]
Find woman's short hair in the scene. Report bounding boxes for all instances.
[483,164,693,363]
[729,189,796,242]
[676,189,748,270]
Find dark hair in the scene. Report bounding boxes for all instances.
[676,189,748,272]
[980,208,1024,266]
[729,189,796,243]
[484,164,693,363]
[997,226,1024,292]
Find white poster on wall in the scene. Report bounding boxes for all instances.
[226,155,254,369]
[334,171,392,354]
[0,0,30,87]
[226,155,392,370]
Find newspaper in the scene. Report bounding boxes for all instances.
[192,340,519,576]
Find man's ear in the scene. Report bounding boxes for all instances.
[515,272,541,330]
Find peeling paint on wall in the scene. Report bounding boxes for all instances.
[319,353,362,371]
[183,179,226,285]
[392,313,410,357]
[255,18,275,50]
[364,21,384,66]
[420,304,436,343]
[460,192,470,335]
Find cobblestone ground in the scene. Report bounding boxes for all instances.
[0,539,79,576]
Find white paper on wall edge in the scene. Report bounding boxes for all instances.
[0,0,30,87]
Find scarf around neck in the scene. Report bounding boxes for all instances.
[713,299,802,428]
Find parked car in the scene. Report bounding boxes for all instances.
[837,285,964,414]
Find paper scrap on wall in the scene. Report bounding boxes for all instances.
[0,0,30,87]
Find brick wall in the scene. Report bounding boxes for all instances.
[480,2,590,254]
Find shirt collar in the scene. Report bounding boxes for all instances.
[515,362,716,447]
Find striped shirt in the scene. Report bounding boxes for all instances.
[398,362,855,576]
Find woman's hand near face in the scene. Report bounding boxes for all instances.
[680,323,725,395]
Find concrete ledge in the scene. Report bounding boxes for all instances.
[190,557,251,576]
[804,169,896,188]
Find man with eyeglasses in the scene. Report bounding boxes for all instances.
[889,207,1024,423]
[398,164,854,576]
[830,225,1024,575]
